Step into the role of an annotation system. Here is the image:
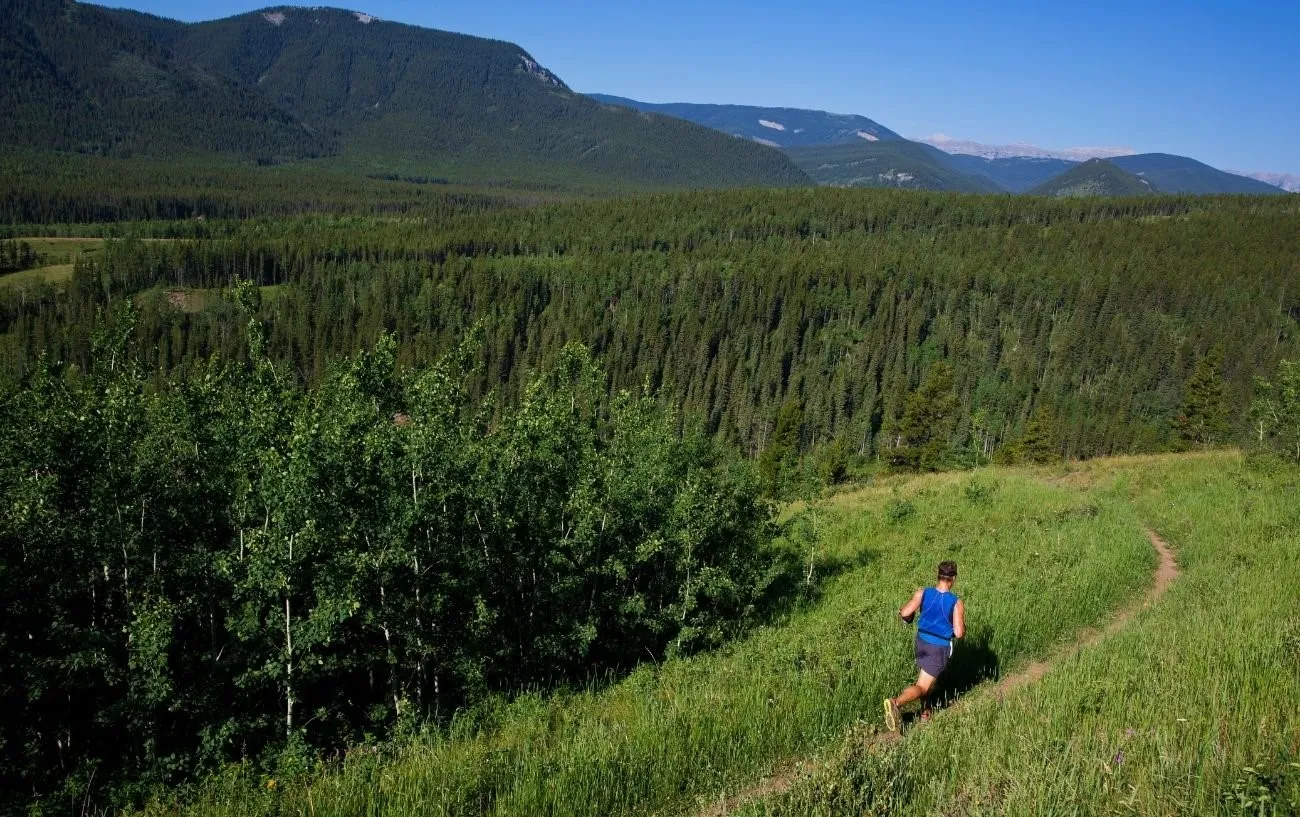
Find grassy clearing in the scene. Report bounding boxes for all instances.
[751,452,1300,817]
[0,237,107,288]
[141,467,1155,817]
[0,264,74,289]
[11,236,106,257]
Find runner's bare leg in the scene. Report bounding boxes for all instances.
[893,671,936,709]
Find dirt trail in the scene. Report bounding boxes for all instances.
[692,527,1179,817]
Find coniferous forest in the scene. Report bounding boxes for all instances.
[3,181,1300,813]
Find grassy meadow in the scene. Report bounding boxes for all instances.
[137,461,1171,817]
[0,237,103,290]
[10,237,107,262]
[750,452,1299,816]
[0,264,75,289]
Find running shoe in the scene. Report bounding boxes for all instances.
[883,698,901,732]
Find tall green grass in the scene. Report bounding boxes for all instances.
[752,452,1300,816]
[141,469,1155,817]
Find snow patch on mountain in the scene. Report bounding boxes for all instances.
[262,11,286,25]
[752,137,780,148]
[856,131,879,141]
[353,12,377,23]
[1229,170,1300,192]
[758,119,786,131]
[920,133,1135,162]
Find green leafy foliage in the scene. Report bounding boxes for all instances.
[1221,762,1300,816]
[0,325,775,811]
[1250,359,1300,461]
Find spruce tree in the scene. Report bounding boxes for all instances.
[1019,403,1062,464]
[1174,346,1230,448]
[759,400,803,497]
[888,361,959,472]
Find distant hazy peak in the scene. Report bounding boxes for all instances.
[1228,170,1300,193]
[920,134,1136,163]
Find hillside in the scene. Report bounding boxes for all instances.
[939,154,1078,193]
[4,187,1299,812]
[2,3,811,190]
[0,0,331,159]
[784,141,1003,192]
[1029,158,1156,197]
[588,94,902,147]
[1109,153,1284,195]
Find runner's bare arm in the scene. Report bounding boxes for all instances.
[899,588,924,622]
[953,598,966,638]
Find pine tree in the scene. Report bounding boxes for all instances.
[1019,403,1062,464]
[888,361,959,472]
[759,400,803,497]
[1174,346,1230,448]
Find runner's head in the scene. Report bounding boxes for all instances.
[937,560,957,583]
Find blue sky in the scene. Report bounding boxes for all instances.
[106,0,1298,174]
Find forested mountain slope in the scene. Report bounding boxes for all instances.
[1109,153,1285,195]
[591,95,1289,197]
[2,2,811,190]
[1029,159,1156,197]
[784,141,1002,192]
[587,95,902,147]
[0,0,331,159]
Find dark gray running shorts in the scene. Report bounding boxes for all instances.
[915,637,951,678]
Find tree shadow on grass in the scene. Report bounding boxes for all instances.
[753,540,880,624]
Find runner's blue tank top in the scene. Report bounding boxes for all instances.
[917,586,958,647]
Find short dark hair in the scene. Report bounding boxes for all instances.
[938,560,958,579]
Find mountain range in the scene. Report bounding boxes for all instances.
[1028,159,1156,198]
[586,95,900,147]
[784,140,1001,193]
[2,0,1291,197]
[594,95,1292,197]
[1,0,809,189]
[1229,170,1300,193]
[917,135,1136,163]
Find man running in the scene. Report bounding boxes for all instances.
[884,560,964,732]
